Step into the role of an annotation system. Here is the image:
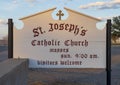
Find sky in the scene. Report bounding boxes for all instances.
[0,0,120,39]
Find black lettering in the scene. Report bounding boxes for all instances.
[49,23,54,32]
[33,28,39,37]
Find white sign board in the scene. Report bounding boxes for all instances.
[14,7,106,68]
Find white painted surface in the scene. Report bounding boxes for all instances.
[14,7,106,68]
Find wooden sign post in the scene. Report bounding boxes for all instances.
[106,19,111,85]
[8,19,13,59]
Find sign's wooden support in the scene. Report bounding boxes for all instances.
[8,19,13,58]
[106,19,111,85]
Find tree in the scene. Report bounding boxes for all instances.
[111,16,120,43]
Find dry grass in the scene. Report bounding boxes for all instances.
[31,82,46,85]
[52,82,83,85]
[31,81,94,85]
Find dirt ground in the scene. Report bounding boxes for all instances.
[28,68,105,85]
